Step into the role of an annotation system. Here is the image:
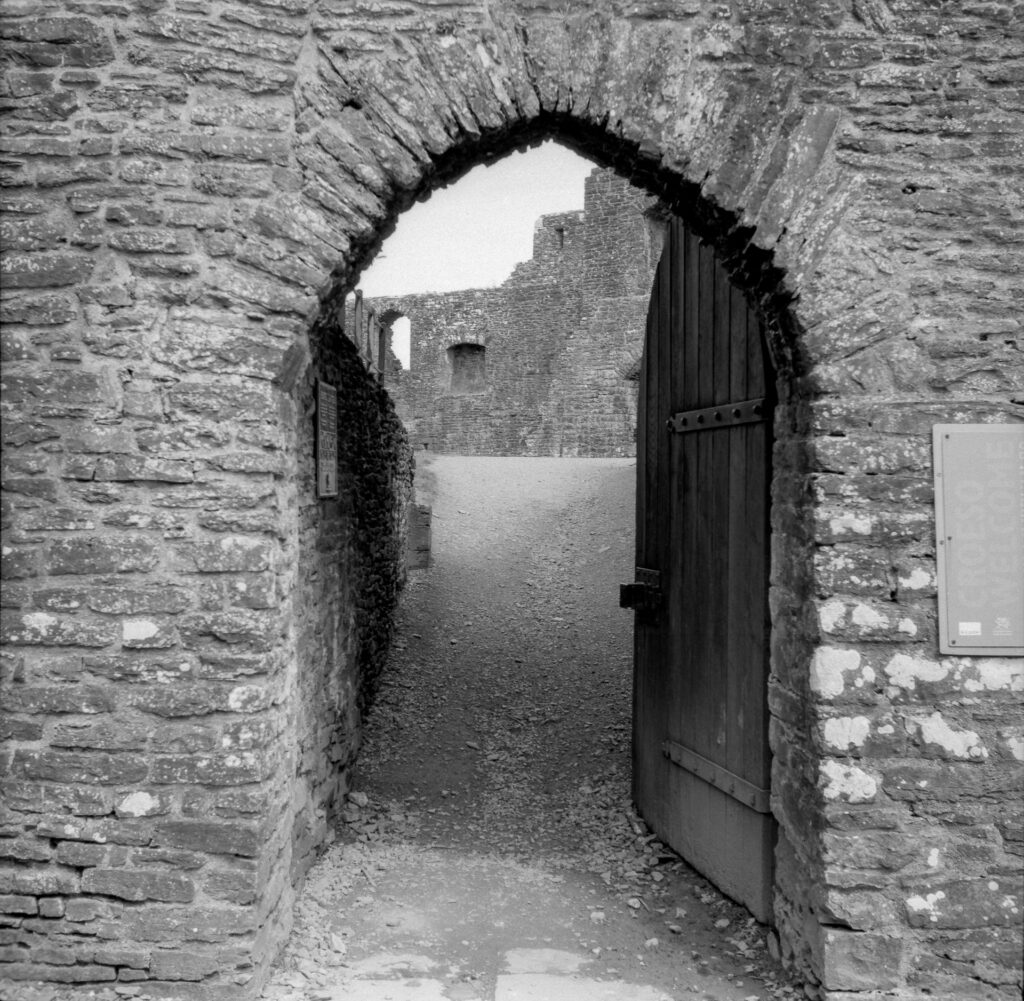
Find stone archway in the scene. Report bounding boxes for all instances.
[2,5,1021,1000]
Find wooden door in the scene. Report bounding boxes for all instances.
[627,217,775,922]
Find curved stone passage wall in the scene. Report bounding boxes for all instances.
[1,2,1022,999]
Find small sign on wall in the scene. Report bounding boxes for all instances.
[317,381,338,498]
[933,424,1024,655]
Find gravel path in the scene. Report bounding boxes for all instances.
[262,456,797,1001]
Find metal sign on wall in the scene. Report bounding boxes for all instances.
[317,381,338,499]
[933,424,1024,656]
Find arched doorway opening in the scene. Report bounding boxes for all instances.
[297,123,809,965]
[5,7,1018,999]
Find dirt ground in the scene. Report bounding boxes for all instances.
[261,455,799,1001]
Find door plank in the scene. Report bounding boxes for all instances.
[633,216,775,923]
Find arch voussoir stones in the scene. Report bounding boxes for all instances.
[1,3,1021,999]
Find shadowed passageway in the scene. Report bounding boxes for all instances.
[263,457,791,1001]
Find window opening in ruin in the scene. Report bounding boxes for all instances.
[555,225,565,249]
[391,316,411,369]
[447,342,487,395]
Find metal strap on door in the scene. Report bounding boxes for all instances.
[662,739,771,814]
[668,397,766,434]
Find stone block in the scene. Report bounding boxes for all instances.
[64,897,120,923]
[34,817,153,847]
[203,867,258,905]
[50,719,150,751]
[121,617,180,649]
[55,841,128,867]
[149,947,223,980]
[821,888,901,931]
[28,943,77,965]
[82,868,195,903]
[2,780,113,817]
[154,820,263,858]
[108,228,195,254]
[92,944,151,968]
[0,894,38,915]
[82,652,197,684]
[130,847,205,870]
[0,420,62,447]
[0,547,40,581]
[166,380,278,422]
[205,451,285,475]
[0,291,77,325]
[221,573,277,610]
[0,251,94,288]
[10,749,148,785]
[178,609,277,651]
[46,535,159,574]
[0,838,52,863]
[126,684,229,718]
[150,750,270,786]
[20,509,96,532]
[92,454,195,483]
[0,214,66,251]
[37,898,64,918]
[2,476,59,501]
[4,961,116,981]
[193,163,277,198]
[905,878,1023,929]
[0,611,118,647]
[1,370,114,410]
[129,904,256,943]
[86,583,190,615]
[190,101,291,132]
[0,867,80,896]
[821,928,904,990]
[184,537,273,573]
[816,597,932,643]
[822,829,918,871]
[2,684,114,714]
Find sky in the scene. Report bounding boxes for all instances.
[358,140,597,298]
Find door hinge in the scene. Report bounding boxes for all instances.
[620,567,662,616]
[668,397,767,434]
[662,738,771,814]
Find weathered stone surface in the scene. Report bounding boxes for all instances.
[0,894,38,915]
[129,904,256,943]
[150,750,271,786]
[2,684,114,714]
[178,610,278,651]
[905,879,1023,930]
[46,536,159,575]
[148,948,223,981]
[2,781,113,818]
[154,820,262,858]
[1,611,117,647]
[10,749,148,785]
[81,868,195,903]
[0,866,80,897]
[203,867,258,905]
[0,291,77,325]
[182,537,273,573]
[55,841,128,868]
[0,251,94,288]
[2,962,116,982]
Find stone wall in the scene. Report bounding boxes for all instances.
[373,167,660,456]
[1,2,1022,999]
[0,295,410,994]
